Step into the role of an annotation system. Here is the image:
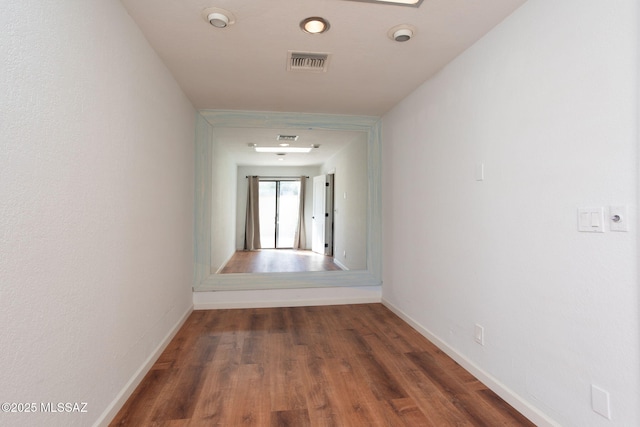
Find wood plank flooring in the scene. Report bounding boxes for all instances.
[219,250,342,274]
[110,304,534,426]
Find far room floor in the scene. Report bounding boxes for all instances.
[219,249,342,274]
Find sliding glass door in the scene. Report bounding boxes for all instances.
[259,180,301,248]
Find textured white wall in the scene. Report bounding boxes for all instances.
[0,1,195,426]
[210,126,238,270]
[382,1,639,426]
[322,135,368,270]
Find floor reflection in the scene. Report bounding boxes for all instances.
[219,249,342,274]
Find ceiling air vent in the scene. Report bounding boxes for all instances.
[287,51,331,73]
[277,135,299,141]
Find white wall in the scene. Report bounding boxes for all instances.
[382,1,639,426]
[235,165,320,250]
[210,124,238,271]
[0,1,195,426]
[322,135,368,270]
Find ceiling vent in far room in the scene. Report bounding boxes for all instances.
[287,51,331,72]
[277,135,299,142]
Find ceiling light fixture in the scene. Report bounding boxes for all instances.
[393,28,412,42]
[388,24,416,42]
[300,17,330,34]
[383,0,422,4]
[208,13,229,28]
[201,7,236,28]
[343,0,423,7]
[255,147,313,153]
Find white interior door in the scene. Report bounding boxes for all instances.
[312,175,326,254]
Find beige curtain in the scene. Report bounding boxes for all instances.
[293,176,307,249]
[244,176,261,251]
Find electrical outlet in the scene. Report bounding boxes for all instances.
[475,163,484,181]
[591,385,611,419]
[610,206,628,232]
[474,324,485,346]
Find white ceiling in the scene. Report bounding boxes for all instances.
[121,0,525,166]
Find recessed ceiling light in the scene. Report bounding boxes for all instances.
[201,7,236,28]
[388,24,417,42]
[279,143,290,147]
[343,0,423,7]
[255,147,313,153]
[393,28,412,42]
[208,13,229,27]
[376,0,422,5]
[300,17,330,34]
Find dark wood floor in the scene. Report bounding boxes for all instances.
[219,249,342,274]
[110,304,534,426]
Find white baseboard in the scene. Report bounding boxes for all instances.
[194,286,382,309]
[93,305,193,427]
[381,298,560,427]
[214,250,237,274]
[333,258,349,271]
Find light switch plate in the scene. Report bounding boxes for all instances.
[578,208,604,233]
